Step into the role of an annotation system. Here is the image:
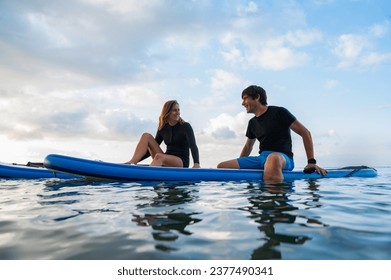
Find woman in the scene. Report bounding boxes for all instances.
[126,100,201,168]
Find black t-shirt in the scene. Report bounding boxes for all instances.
[246,106,296,158]
[143,122,199,168]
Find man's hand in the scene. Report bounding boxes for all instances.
[304,164,327,175]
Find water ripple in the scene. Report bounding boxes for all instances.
[1,169,391,259]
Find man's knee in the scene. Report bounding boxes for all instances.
[217,160,239,169]
[217,161,227,168]
[263,153,286,183]
[265,153,285,168]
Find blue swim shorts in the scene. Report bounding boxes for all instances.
[237,151,294,170]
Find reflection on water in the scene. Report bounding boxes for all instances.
[1,171,391,260]
[134,184,199,207]
[242,183,309,259]
[133,212,202,252]
[132,186,202,253]
[127,180,328,259]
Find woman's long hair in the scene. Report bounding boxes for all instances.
[158,100,185,130]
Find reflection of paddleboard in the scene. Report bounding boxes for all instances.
[44,154,378,182]
[0,161,80,179]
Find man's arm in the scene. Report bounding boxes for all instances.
[290,120,327,175]
[240,138,256,157]
[290,120,314,159]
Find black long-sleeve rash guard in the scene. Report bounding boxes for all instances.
[142,122,200,168]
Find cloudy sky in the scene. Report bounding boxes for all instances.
[1,0,390,168]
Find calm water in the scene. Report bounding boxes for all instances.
[1,167,390,260]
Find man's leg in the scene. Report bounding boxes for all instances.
[217,159,240,169]
[263,152,287,183]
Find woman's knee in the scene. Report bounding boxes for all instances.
[153,153,164,160]
[141,132,154,140]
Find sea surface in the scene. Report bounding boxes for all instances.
[1,167,390,260]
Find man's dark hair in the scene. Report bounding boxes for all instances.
[241,85,267,105]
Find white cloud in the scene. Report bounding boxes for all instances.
[334,34,366,59]
[369,21,389,38]
[81,0,165,19]
[333,22,391,68]
[100,85,162,109]
[283,29,323,47]
[236,1,259,16]
[198,111,253,166]
[220,28,321,70]
[333,34,367,68]
[361,52,391,65]
[0,41,101,89]
[203,112,249,140]
[248,43,309,70]
[0,84,162,141]
[221,48,244,63]
[210,69,243,91]
[211,127,236,140]
[27,13,73,48]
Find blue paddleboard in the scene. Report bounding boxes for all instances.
[44,154,378,182]
[0,161,80,180]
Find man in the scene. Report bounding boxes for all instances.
[217,85,327,183]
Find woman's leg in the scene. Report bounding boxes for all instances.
[126,133,163,164]
[151,153,183,167]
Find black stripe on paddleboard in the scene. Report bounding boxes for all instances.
[340,166,375,177]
